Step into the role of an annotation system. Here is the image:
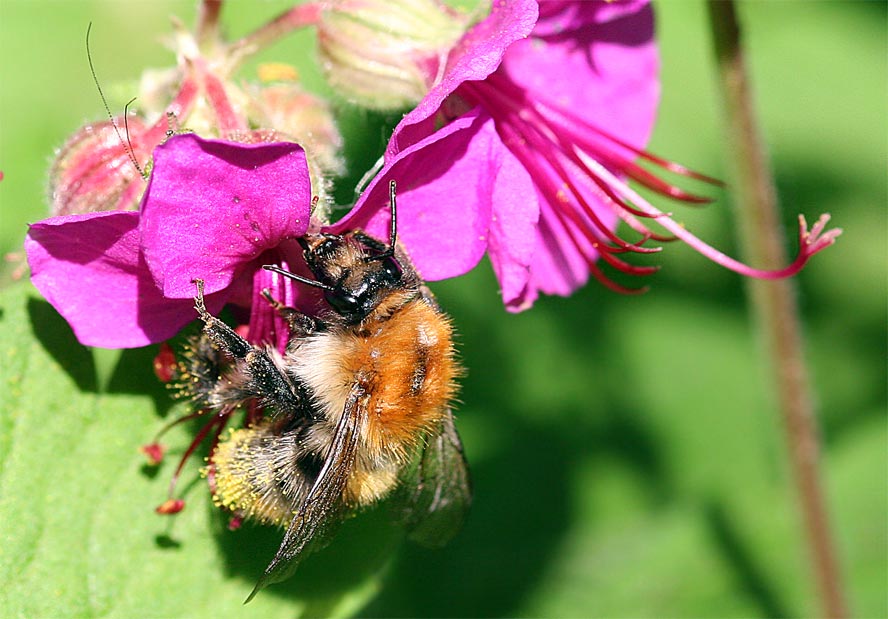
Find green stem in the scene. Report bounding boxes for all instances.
[706,2,848,618]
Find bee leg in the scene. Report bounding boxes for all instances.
[352,231,387,253]
[260,288,326,338]
[192,279,304,417]
[193,279,251,357]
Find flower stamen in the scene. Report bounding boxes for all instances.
[458,62,839,287]
[580,153,842,279]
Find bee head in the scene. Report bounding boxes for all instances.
[297,233,405,321]
[263,180,411,322]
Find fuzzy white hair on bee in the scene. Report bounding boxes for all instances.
[178,181,470,600]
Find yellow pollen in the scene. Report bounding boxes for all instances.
[257,62,299,83]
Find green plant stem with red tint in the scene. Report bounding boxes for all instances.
[707,2,848,618]
[195,0,222,47]
[229,2,322,62]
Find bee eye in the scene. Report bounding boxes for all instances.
[381,257,401,281]
[325,290,359,316]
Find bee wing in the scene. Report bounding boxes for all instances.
[400,408,472,547]
[247,383,368,601]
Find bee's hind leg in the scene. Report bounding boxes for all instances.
[192,279,304,417]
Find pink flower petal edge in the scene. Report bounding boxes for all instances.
[25,211,221,348]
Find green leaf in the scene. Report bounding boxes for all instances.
[0,282,390,618]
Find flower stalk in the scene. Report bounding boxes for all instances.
[195,0,222,48]
[707,2,848,617]
[228,3,322,64]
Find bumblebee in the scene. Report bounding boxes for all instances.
[181,181,470,598]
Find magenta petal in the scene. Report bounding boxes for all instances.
[527,204,594,301]
[139,134,312,298]
[486,139,540,309]
[25,212,218,348]
[332,110,508,281]
[502,0,659,150]
[387,0,538,157]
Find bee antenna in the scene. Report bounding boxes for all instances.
[122,97,141,169]
[86,22,145,178]
[387,179,398,250]
[365,180,399,262]
[165,110,180,138]
[262,264,335,292]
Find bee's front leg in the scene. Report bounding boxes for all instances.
[192,279,304,418]
[260,288,326,339]
[193,279,252,358]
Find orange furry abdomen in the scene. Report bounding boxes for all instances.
[345,299,458,458]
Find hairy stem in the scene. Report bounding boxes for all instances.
[195,0,222,48]
[228,3,322,67]
[707,2,848,617]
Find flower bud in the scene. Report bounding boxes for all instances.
[317,0,471,110]
[245,82,344,179]
[48,117,150,215]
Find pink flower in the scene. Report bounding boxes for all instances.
[334,0,839,310]
[25,134,312,349]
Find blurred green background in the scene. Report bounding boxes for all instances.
[0,1,885,617]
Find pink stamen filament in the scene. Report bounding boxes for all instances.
[165,410,232,501]
[536,107,714,206]
[498,118,651,291]
[470,77,681,238]
[463,71,839,282]
[463,80,657,255]
[150,408,205,444]
[463,79,667,252]
[555,136,679,243]
[536,196,647,294]
[520,119,658,254]
[468,75,706,249]
[461,81,670,293]
[579,152,842,279]
[486,71,723,190]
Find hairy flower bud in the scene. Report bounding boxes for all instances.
[317,0,472,110]
[46,7,342,217]
[48,118,150,216]
[246,81,344,179]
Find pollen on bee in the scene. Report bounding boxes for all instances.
[211,425,292,526]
